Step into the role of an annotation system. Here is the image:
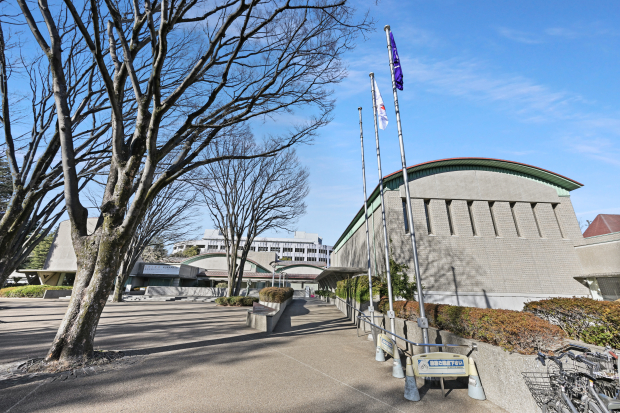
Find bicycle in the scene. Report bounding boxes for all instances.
[523,351,611,413]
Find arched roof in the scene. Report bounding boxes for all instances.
[333,157,582,252]
[181,252,271,273]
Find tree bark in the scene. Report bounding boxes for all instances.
[46,224,128,361]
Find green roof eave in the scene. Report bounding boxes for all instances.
[332,157,583,253]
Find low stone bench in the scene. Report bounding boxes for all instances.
[246,297,293,333]
[42,290,73,299]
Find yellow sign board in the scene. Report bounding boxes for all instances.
[412,352,469,377]
[378,334,395,357]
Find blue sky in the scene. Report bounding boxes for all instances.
[10,1,618,247]
[263,0,620,246]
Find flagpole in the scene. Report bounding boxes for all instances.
[370,74,404,380]
[383,25,430,353]
[358,107,377,345]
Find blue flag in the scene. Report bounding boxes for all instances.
[390,32,403,90]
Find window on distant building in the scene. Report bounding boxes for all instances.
[295,257,304,261]
[307,249,316,253]
[258,247,268,251]
[307,257,317,261]
[318,258,327,262]
[270,247,281,252]
[250,247,256,251]
[220,245,226,250]
[319,249,327,254]
[208,245,218,250]
[197,245,205,249]
[283,247,293,252]
[295,248,305,253]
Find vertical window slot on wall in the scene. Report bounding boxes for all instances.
[401,200,409,234]
[467,201,477,236]
[424,199,432,235]
[446,200,455,235]
[510,202,521,237]
[552,204,564,238]
[489,202,499,237]
[531,203,542,237]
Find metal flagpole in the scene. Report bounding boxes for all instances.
[369,73,404,378]
[383,25,430,353]
[358,107,377,344]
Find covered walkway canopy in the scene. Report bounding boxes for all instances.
[315,267,366,289]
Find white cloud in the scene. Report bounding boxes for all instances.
[404,57,581,121]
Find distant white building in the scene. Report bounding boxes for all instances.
[174,229,333,266]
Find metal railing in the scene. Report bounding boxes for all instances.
[333,295,474,351]
[356,312,474,350]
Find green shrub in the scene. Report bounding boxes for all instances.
[379,298,566,354]
[215,297,228,305]
[215,282,228,288]
[0,285,73,298]
[243,297,258,306]
[335,276,381,302]
[524,297,620,348]
[259,287,294,303]
[315,290,336,298]
[215,296,257,306]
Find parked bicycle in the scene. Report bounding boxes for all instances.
[523,348,620,413]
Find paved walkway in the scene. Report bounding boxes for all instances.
[0,298,506,412]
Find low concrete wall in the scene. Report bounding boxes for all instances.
[42,289,72,299]
[246,297,293,333]
[145,287,260,297]
[333,297,541,413]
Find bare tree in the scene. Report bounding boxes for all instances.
[197,137,309,296]
[0,19,110,287]
[112,180,198,302]
[17,0,369,361]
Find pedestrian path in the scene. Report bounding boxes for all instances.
[0,297,507,412]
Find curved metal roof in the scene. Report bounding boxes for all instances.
[333,157,582,252]
[181,252,270,273]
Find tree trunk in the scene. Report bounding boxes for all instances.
[112,274,124,302]
[46,228,127,361]
[112,260,129,303]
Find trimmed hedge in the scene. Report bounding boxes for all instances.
[259,287,294,303]
[215,296,258,306]
[379,298,566,354]
[524,297,620,348]
[335,276,381,303]
[0,285,73,298]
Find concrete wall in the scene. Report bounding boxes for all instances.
[333,297,543,413]
[44,218,98,271]
[246,297,293,332]
[575,236,620,276]
[333,169,589,310]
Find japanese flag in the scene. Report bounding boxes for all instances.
[374,80,388,130]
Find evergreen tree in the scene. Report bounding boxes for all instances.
[23,231,56,269]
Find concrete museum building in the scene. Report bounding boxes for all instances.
[331,157,619,310]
